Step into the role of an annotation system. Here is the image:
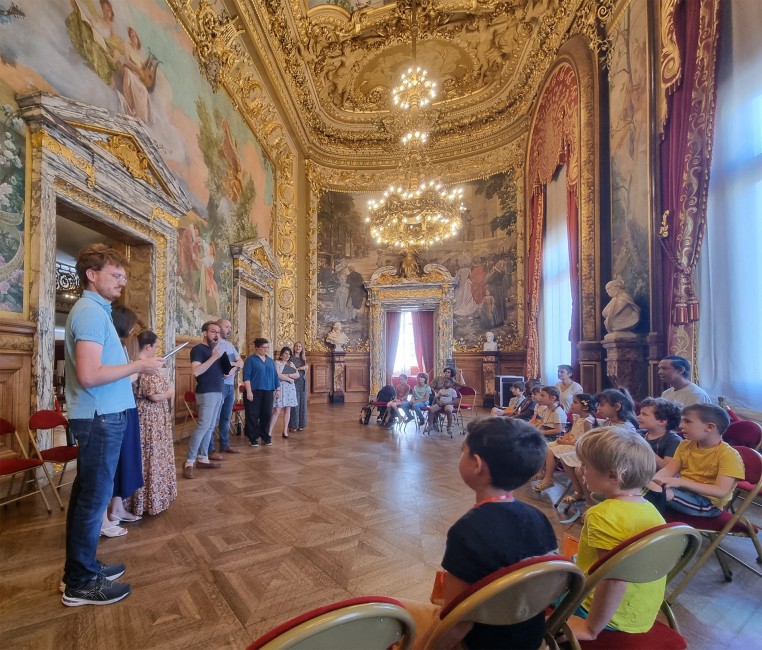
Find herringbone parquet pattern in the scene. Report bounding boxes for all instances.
[1,405,760,649]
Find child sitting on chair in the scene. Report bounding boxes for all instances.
[648,404,743,517]
[532,385,567,438]
[426,378,458,434]
[406,418,558,650]
[410,372,432,425]
[491,381,525,417]
[568,427,666,641]
[636,397,683,469]
[533,393,598,493]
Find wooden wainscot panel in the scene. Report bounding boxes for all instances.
[498,352,527,379]
[310,352,331,398]
[173,336,198,426]
[344,352,370,402]
[0,321,35,457]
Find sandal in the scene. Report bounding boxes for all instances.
[560,509,582,525]
[117,513,142,522]
[100,525,128,538]
[532,480,555,492]
[561,492,584,505]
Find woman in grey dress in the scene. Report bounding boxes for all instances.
[269,346,299,439]
[289,341,308,432]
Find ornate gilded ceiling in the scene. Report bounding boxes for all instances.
[225,0,590,169]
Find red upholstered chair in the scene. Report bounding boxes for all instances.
[665,446,762,604]
[231,385,246,436]
[546,523,702,650]
[723,420,762,450]
[247,596,415,650]
[0,418,56,514]
[27,409,73,509]
[425,556,584,650]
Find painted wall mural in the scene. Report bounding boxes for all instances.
[0,77,25,315]
[0,0,274,333]
[316,170,520,350]
[609,0,650,326]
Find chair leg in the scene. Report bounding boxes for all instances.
[667,535,716,604]
[661,601,680,633]
[31,470,53,514]
[714,546,734,581]
[40,463,64,511]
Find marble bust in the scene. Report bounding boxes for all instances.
[602,278,641,340]
[325,321,349,351]
[483,331,498,351]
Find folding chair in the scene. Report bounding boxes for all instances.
[665,446,762,603]
[28,410,73,509]
[425,556,584,650]
[231,385,245,436]
[547,523,702,650]
[0,418,57,514]
[247,596,415,650]
[454,386,478,431]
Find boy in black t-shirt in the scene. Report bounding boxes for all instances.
[410,417,558,650]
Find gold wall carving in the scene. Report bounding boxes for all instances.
[168,0,298,346]
[96,134,156,187]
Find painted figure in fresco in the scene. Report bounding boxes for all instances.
[66,0,122,87]
[602,277,641,339]
[454,256,479,317]
[201,240,221,316]
[470,257,487,305]
[480,288,498,329]
[220,120,243,204]
[334,266,351,321]
[485,259,507,326]
[178,224,202,302]
[346,266,366,320]
[118,27,153,123]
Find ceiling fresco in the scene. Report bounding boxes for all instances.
[226,0,588,168]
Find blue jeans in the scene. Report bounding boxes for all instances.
[210,383,235,453]
[667,487,722,517]
[412,401,428,421]
[64,412,126,588]
[187,392,223,462]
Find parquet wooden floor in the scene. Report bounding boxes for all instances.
[1,405,761,649]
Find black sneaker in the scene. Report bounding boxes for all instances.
[250,440,259,447]
[59,561,126,593]
[62,574,131,607]
[263,439,273,446]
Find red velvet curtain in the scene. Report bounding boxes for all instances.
[411,310,434,374]
[385,311,401,385]
[566,185,580,372]
[659,0,721,349]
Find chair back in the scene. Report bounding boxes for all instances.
[724,421,762,450]
[426,557,584,650]
[184,390,197,404]
[28,409,68,431]
[0,417,16,436]
[247,596,415,650]
[735,445,762,489]
[546,524,701,638]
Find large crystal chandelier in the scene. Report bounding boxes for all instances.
[365,0,464,251]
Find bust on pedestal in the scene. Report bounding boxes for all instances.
[602,278,640,341]
[482,332,499,408]
[602,278,646,396]
[326,321,349,351]
[483,331,498,352]
[326,322,348,403]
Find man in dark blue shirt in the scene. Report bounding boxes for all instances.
[183,321,225,478]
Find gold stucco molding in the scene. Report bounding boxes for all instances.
[167,0,297,345]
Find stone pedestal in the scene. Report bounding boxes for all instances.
[329,351,346,404]
[481,351,499,409]
[577,340,604,395]
[602,336,647,398]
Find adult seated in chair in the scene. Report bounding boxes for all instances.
[430,366,464,392]
[402,418,557,649]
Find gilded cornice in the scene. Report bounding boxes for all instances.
[229,0,586,166]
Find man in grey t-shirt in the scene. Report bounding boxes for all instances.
[658,355,711,407]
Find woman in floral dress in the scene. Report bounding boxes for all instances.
[126,330,177,516]
[268,346,300,439]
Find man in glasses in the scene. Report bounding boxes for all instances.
[62,244,164,606]
[183,321,226,479]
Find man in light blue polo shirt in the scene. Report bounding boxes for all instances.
[61,245,164,607]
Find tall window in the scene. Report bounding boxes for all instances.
[538,165,572,384]
[699,1,762,417]
[392,311,418,375]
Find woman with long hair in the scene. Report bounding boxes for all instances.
[269,346,300,439]
[289,341,309,432]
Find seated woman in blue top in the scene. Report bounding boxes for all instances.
[243,338,280,447]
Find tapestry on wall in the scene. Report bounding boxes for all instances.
[316,170,520,350]
[0,0,274,333]
[609,0,650,326]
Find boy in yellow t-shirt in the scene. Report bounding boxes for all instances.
[649,404,744,517]
[569,427,666,641]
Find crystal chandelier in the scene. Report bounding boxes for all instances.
[365,0,464,251]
